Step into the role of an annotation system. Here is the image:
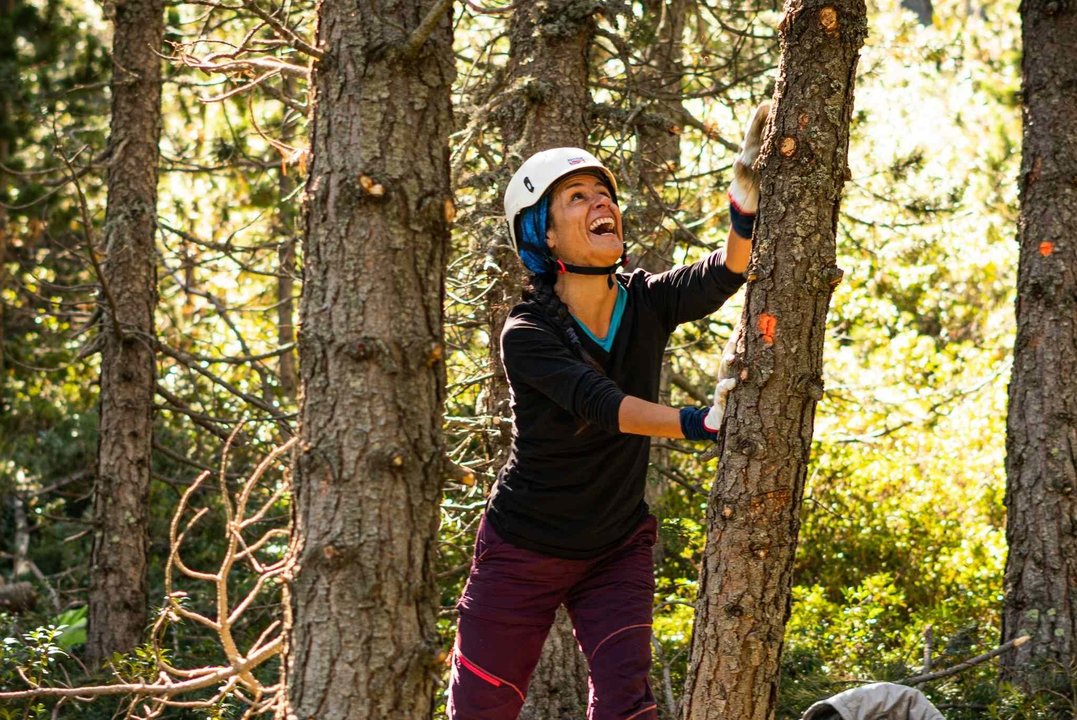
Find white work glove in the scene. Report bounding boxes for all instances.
[728,101,771,216]
[703,329,740,431]
[704,378,737,432]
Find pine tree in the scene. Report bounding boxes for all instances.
[86,0,164,665]
[1000,0,1077,694]
[283,0,455,715]
[681,0,867,716]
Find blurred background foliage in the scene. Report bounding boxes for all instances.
[0,0,1045,716]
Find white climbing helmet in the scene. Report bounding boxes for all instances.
[504,147,619,249]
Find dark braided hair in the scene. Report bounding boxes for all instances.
[524,272,606,376]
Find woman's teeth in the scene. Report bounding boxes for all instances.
[589,218,616,235]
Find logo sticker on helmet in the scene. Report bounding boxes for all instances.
[524,177,534,193]
[568,158,585,165]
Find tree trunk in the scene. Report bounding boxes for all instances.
[501,0,595,154]
[627,0,686,275]
[86,0,163,666]
[519,607,591,720]
[282,1,454,717]
[276,80,299,405]
[492,4,598,717]
[681,1,866,717]
[1000,0,1077,689]
[277,234,298,402]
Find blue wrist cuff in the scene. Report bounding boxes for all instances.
[680,407,718,441]
[729,203,756,239]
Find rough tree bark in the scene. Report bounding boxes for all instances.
[1000,0,1077,689]
[282,0,454,717]
[85,0,163,666]
[627,0,686,276]
[681,0,866,718]
[488,3,599,717]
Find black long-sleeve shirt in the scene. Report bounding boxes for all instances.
[486,249,746,558]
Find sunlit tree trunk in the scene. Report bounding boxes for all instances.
[275,79,299,405]
[282,0,454,716]
[681,0,866,717]
[487,3,598,716]
[86,0,163,666]
[1000,0,1077,691]
[276,234,297,402]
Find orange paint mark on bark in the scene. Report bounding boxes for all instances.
[1039,241,1055,256]
[758,313,777,345]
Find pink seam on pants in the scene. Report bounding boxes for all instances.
[455,648,526,703]
[624,703,658,720]
[588,623,652,661]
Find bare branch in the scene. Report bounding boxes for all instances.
[403,0,454,59]
[237,0,323,60]
[0,637,282,702]
[902,636,1031,686]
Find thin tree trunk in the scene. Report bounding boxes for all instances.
[519,608,591,720]
[277,233,297,403]
[282,0,454,716]
[628,0,686,275]
[276,78,299,405]
[1000,0,1077,690]
[86,0,163,666]
[11,495,30,578]
[681,1,866,717]
[492,4,598,716]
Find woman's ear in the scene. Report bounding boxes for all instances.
[545,227,557,252]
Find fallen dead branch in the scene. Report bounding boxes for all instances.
[0,428,297,719]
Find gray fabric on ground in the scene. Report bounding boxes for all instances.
[800,682,945,720]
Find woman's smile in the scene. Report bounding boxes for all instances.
[547,172,624,264]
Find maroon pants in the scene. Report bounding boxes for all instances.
[448,514,658,720]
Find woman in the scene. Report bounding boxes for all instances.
[449,105,769,720]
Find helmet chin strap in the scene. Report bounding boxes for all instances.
[554,252,628,289]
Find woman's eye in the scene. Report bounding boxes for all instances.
[571,192,585,201]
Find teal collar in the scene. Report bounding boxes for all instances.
[573,283,627,352]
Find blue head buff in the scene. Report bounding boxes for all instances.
[517,194,553,275]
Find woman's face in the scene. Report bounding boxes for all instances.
[545,172,623,267]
